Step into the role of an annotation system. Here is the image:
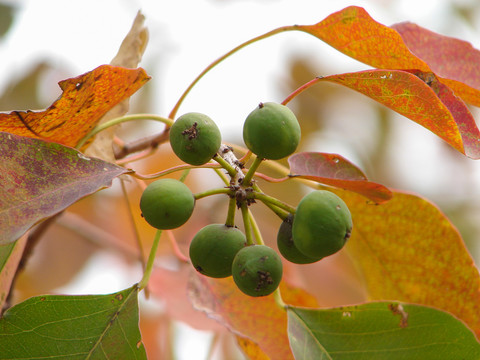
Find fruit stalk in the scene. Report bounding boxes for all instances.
[138,229,162,290]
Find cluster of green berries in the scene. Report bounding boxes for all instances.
[139,102,353,297]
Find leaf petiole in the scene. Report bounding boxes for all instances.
[76,113,174,149]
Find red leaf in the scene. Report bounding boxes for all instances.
[288,152,392,204]
[0,65,150,147]
[0,132,128,244]
[319,70,480,158]
[392,22,480,107]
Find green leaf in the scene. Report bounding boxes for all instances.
[287,302,480,360]
[0,132,129,245]
[0,285,146,359]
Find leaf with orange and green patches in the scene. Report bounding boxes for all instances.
[295,6,480,107]
[0,132,129,244]
[337,188,480,339]
[392,22,480,107]
[318,70,480,158]
[0,65,150,147]
[288,152,392,204]
[188,272,318,360]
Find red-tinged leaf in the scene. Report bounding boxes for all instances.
[0,65,150,147]
[319,70,480,158]
[188,273,318,360]
[288,152,392,204]
[392,22,480,107]
[337,188,480,339]
[0,132,129,244]
[296,6,430,72]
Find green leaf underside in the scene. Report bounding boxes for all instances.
[287,303,480,360]
[0,285,146,359]
[0,132,128,244]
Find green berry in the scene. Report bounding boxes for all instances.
[169,112,222,165]
[189,224,246,278]
[277,214,321,264]
[232,245,283,297]
[139,178,195,230]
[292,190,352,260]
[242,102,301,160]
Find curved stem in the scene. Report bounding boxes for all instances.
[194,187,232,200]
[273,287,287,310]
[241,203,254,245]
[281,77,323,106]
[168,25,297,119]
[131,163,222,180]
[213,154,237,178]
[248,210,264,246]
[242,155,263,186]
[138,229,162,291]
[251,172,291,183]
[214,168,231,186]
[76,114,174,149]
[252,191,296,215]
[225,196,237,227]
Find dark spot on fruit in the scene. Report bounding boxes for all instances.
[240,269,247,277]
[182,122,198,140]
[259,255,268,263]
[255,270,273,291]
[195,265,204,273]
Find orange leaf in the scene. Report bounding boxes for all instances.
[392,22,480,107]
[297,6,430,72]
[188,273,318,360]
[340,189,480,338]
[320,69,480,158]
[0,65,150,147]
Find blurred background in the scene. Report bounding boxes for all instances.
[1,0,480,358]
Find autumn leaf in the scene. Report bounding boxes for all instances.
[188,272,318,360]
[0,132,129,244]
[337,189,480,339]
[318,70,480,158]
[0,64,150,147]
[296,6,480,108]
[392,22,480,107]
[288,152,392,204]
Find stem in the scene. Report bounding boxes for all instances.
[241,204,254,245]
[248,210,264,246]
[168,25,297,119]
[214,168,230,186]
[281,77,323,106]
[179,169,190,183]
[76,114,174,149]
[250,172,290,183]
[225,196,237,227]
[131,163,222,180]
[138,229,162,291]
[252,191,296,215]
[194,187,232,200]
[242,155,263,186]
[213,154,237,178]
[166,231,190,263]
[273,287,287,310]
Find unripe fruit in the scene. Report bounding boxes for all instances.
[140,178,195,230]
[277,214,321,264]
[292,190,352,260]
[232,245,283,297]
[189,224,246,278]
[169,112,222,165]
[242,102,301,160]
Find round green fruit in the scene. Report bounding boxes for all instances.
[242,102,301,160]
[139,178,195,230]
[189,224,246,278]
[292,190,353,260]
[277,214,321,264]
[169,112,222,165]
[232,245,283,297]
